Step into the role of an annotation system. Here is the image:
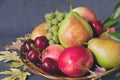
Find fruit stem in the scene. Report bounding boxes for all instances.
[70,1,74,11]
[30,43,40,53]
[56,6,60,12]
[42,50,48,55]
[82,42,88,45]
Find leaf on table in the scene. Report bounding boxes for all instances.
[6,61,23,68]
[1,40,23,50]
[0,68,31,80]
[0,51,20,62]
[16,34,31,41]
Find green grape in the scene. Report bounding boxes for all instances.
[48,28,53,33]
[49,40,55,45]
[45,12,55,21]
[44,11,67,45]
[51,25,59,32]
[52,30,58,35]
[52,18,58,25]
[45,32,53,40]
[57,12,65,21]
[55,11,59,16]
[55,39,59,44]
[44,22,52,30]
[58,22,61,27]
[52,35,58,41]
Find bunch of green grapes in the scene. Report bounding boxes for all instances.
[44,11,67,45]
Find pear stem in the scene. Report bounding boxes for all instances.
[70,1,74,11]
[82,42,88,46]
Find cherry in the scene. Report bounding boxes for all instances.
[27,50,41,64]
[34,36,49,51]
[21,39,34,53]
[41,58,60,74]
[90,20,104,36]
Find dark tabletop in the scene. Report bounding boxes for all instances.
[0,0,120,80]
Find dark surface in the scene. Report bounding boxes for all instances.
[0,0,120,80]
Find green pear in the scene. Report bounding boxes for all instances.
[58,11,93,48]
[88,38,120,69]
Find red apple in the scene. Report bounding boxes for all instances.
[42,44,64,62]
[58,46,93,77]
[73,6,96,22]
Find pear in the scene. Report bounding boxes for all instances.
[88,38,120,69]
[58,11,93,48]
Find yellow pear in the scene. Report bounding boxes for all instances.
[88,38,120,69]
[31,23,48,40]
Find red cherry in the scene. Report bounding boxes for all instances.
[34,36,49,51]
[41,58,60,74]
[90,20,104,36]
[21,39,34,53]
[27,50,41,64]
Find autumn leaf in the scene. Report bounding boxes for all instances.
[6,61,23,68]
[16,34,31,41]
[1,40,23,50]
[0,68,31,80]
[0,51,20,62]
[0,34,31,50]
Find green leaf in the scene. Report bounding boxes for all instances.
[109,32,120,42]
[103,17,118,28]
[113,2,120,19]
[103,2,120,28]
[0,68,31,80]
[0,51,20,62]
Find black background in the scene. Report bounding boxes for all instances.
[0,0,120,80]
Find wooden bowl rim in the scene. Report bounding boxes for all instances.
[20,50,120,80]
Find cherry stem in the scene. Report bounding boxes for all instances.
[42,50,48,55]
[30,43,40,53]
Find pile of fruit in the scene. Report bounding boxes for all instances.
[21,3,120,78]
